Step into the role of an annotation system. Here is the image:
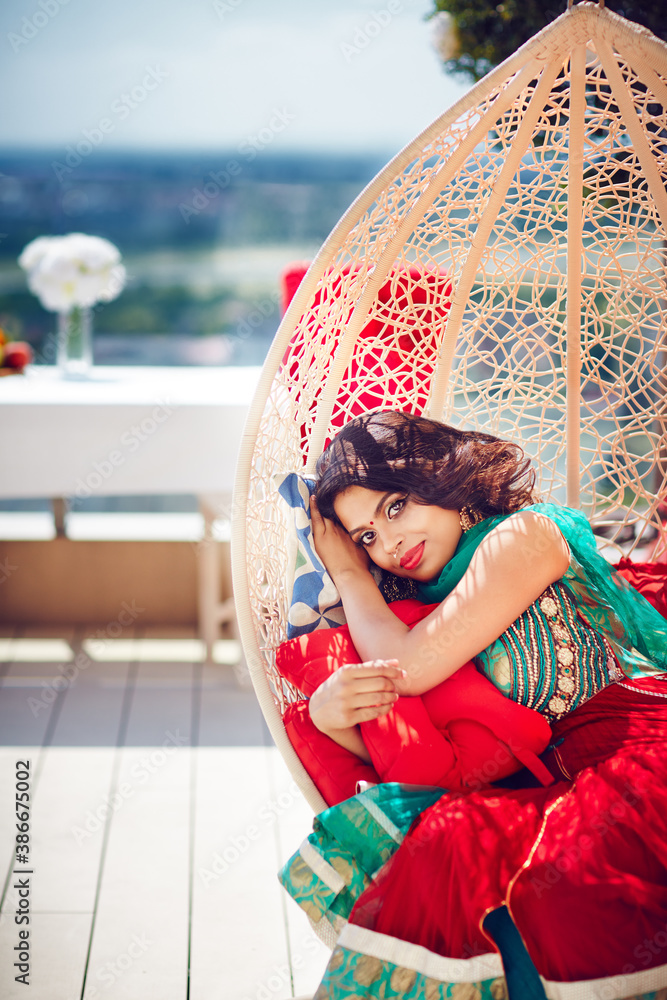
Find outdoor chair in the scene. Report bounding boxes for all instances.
[232,1,667,813]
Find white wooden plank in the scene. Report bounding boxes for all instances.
[49,659,129,746]
[83,745,192,1000]
[123,660,194,746]
[189,747,293,1000]
[0,639,330,1000]
[0,747,43,929]
[0,658,128,916]
[198,665,267,746]
[0,662,70,746]
[269,751,331,999]
[20,747,118,914]
[3,664,127,912]
[0,912,91,1000]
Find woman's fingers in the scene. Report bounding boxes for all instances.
[338,669,401,690]
[309,496,372,578]
[334,664,403,703]
[347,685,398,706]
[343,682,400,708]
[352,703,396,724]
[309,497,326,547]
[347,685,399,705]
[336,663,405,698]
[309,495,324,527]
[341,660,405,679]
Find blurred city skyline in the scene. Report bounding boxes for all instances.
[0,0,468,156]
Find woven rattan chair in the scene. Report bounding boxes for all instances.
[232,1,667,813]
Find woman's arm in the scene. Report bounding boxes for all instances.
[313,506,570,696]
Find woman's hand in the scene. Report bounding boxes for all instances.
[310,496,371,582]
[309,660,405,735]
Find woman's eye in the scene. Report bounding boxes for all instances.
[358,530,375,547]
[387,497,406,519]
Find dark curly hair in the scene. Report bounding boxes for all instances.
[315,410,536,522]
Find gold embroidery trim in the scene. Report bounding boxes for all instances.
[504,789,571,924]
[539,586,578,719]
[552,746,573,781]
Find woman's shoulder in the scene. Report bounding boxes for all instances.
[484,507,572,575]
[519,501,591,535]
[461,509,572,596]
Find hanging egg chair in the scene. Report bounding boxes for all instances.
[232,0,667,813]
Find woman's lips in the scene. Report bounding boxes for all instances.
[400,541,424,570]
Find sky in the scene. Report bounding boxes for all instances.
[0,0,469,157]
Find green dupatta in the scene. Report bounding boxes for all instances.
[417,502,667,679]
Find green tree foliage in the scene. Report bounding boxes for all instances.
[431,0,667,81]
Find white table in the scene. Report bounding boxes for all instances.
[0,365,262,658]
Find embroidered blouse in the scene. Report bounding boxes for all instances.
[474,579,622,722]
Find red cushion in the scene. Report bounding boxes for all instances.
[277,599,553,804]
[279,262,452,459]
[613,559,667,618]
[280,260,312,316]
[283,700,380,805]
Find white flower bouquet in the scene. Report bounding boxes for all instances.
[18,233,126,376]
[19,233,126,312]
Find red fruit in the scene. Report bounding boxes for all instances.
[3,342,34,369]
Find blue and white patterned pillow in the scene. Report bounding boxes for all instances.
[274,472,347,638]
[274,473,396,639]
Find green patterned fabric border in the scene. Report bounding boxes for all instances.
[312,945,667,1000]
[313,944,509,1000]
[279,784,445,931]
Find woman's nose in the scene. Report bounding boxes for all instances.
[382,532,400,556]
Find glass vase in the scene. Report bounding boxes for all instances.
[57,305,92,378]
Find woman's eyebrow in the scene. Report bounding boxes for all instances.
[348,491,396,538]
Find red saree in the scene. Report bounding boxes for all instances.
[280,555,667,997]
[349,676,667,985]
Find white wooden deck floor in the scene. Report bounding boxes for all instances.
[0,625,329,1000]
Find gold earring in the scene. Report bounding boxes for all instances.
[459,505,481,532]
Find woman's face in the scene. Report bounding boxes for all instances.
[333,486,462,582]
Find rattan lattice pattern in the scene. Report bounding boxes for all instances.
[234,4,667,719]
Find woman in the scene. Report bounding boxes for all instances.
[280,410,667,1000]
